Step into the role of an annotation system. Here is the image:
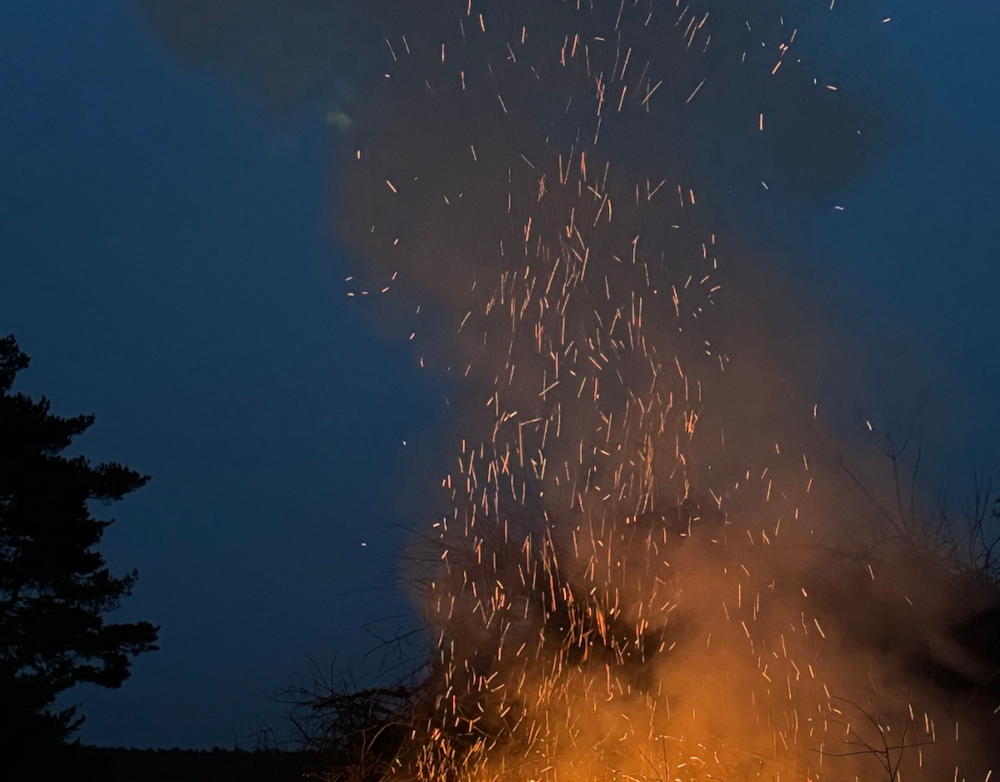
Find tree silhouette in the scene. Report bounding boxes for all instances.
[0,335,159,758]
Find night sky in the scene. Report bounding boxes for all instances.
[1,0,997,749]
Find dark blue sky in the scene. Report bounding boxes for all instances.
[1,0,444,748]
[1,0,997,749]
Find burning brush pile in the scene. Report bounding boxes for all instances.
[304,1,1000,781]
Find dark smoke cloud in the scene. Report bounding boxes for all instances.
[139,1,998,780]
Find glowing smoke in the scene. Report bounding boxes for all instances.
[139,1,998,780]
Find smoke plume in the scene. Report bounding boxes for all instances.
[139,2,999,780]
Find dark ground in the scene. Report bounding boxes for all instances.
[36,746,325,782]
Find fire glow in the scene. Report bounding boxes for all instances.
[331,2,1000,781]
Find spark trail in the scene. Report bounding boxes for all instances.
[137,0,1000,779]
[331,2,1000,781]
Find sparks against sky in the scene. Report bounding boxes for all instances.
[0,0,998,755]
[289,3,1000,779]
